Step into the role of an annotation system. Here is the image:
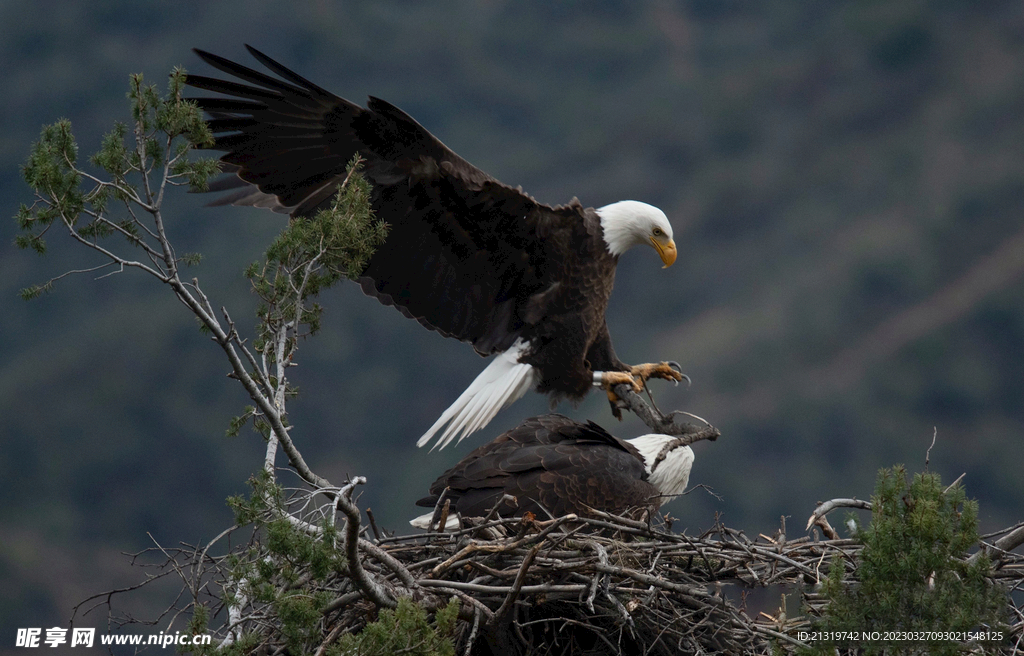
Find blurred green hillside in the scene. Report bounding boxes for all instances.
[3,0,1023,642]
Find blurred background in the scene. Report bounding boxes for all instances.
[3,0,1023,644]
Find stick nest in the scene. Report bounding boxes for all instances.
[116,503,1021,655]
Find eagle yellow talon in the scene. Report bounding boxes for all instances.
[601,371,643,394]
[630,362,685,385]
[597,371,643,421]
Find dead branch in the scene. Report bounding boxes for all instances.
[972,524,1024,568]
[612,383,721,444]
[805,498,872,532]
[334,477,397,609]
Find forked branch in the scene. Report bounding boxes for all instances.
[612,382,721,444]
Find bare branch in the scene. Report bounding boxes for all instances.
[334,477,397,609]
[971,524,1024,568]
[492,542,541,623]
[612,383,721,443]
[805,498,872,533]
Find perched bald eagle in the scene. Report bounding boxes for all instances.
[185,46,683,449]
[409,414,694,530]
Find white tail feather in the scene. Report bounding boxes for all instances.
[417,339,537,450]
[409,511,461,531]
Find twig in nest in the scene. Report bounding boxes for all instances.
[585,541,608,613]
[805,498,872,533]
[463,608,481,656]
[334,477,396,609]
[812,515,840,541]
[437,499,452,534]
[366,507,382,542]
[473,494,517,539]
[429,487,451,533]
[493,543,543,624]
[684,483,723,502]
[970,524,1024,568]
[581,507,650,531]
[430,514,577,578]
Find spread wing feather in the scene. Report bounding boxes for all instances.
[187,46,589,354]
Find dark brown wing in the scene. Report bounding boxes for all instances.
[416,415,658,519]
[186,46,593,355]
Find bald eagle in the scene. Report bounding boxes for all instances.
[409,414,694,530]
[185,46,683,449]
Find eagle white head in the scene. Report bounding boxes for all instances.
[626,434,695,507]
[596,200,677,266]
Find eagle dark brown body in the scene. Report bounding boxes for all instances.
[416,415,661,521]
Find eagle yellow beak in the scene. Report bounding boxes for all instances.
[651,236,677,268]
